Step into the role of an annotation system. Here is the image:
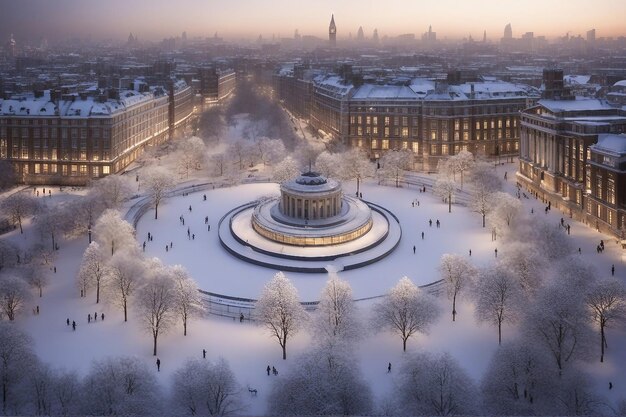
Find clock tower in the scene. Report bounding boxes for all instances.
[329,14,337,48]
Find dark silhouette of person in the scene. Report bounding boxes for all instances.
[156,358,161,372]
[267,365,271,376]
[413,245,416,254]
[388,362,391,373]
[203,349,206,359]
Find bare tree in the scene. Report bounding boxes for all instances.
[396,351,478,416]
[78,242,108,302]
[500,242,545,296]
[374,276,440,351]
[208,153,229,177]
[342,148,373,194]
[33,204,63,252]
[0,322,36,415]
[0,241,19,271]
[52,370,80,417]
[255,272,307,360]
[1,192,39,234]
[481,341,558,415]
[586,279,626,362]
[106,253,144,322]
[448,150,474,188]
[26,267,48,298]
[142,166,174,220]
[439,254,476,321]
[524,282,592,372]
[0,274,32,320]
[0,160,16,191]
[473,264,522,345]
[228,141,247,170]
[93,209,136,257]
[468,162,501,227]
[256,137,286,166]
[81,356,162,416]
[314,151,342,178]
[138,263,176,356]
[170,265,203,336]
[91,175,134,210]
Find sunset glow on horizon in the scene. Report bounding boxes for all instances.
[1,0,625,42]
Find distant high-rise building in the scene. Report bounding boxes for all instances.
[587,28,596,43]
[329,14,337,47]
[503,23,512,39]
[483,30,487,42]
[294,29,301,41]
[357,26,364,41]
[422,25,436,43]
[372,28,379,44]
[5,33,16,57]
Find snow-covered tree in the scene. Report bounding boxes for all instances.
[228,140,249,170]
[27,361,54,416]
[314,151,341,178]
[93,209,136,257]
[1,192,39,234]
[255,272,307,360]
[396,351,478,416]
[138,261,176,356]
[500,242,545,296]
[530,221,573,261]
[448,150,474,187]
[585,279,626,362]
[177,136,207,178]
[342,147,373,194]
[172,358,243,416]
[468,162,501,227]
[106,253,144,322]
[439,254,476,321]
[268,346,373,416]
[91,175,134,210]
[312,274,362,345]
[142,166,174,220]
[433,176,457,213]
[26,267,48,298]
[377,148,412,188]
[0,322,36,414]
[523,282,592,372]
[271,156,300,184]
[0,274,31,320]
[208,153,229,177]
[52,369,80,417]
[78,242,108,302]
[170,265,203,336]
[555,369,611,416]
[33,204,64,252]
[374,276,440,351]
[491,191,522,227]
[473,264,522,345]
[481,340,558,415]
[256,137,286,166]
[81,356,162,416]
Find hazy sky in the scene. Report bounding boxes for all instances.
[1,0,625,41]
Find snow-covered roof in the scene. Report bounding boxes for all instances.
[614,80,626,87]
[416,80,539,101]
[591,134,626,155]
[352,84,419,100]
[0,89,157,118]
[564,75,591,85]
[313,75,354,98]
[538,99,612,113]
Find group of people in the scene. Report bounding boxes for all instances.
[86,311,105,323]
[33,187,52,198]
[266,365,278,376]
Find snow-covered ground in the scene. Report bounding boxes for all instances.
[4,160,626,414]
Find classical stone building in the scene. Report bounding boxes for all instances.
[0,80,194,185]
[517,71,626,237]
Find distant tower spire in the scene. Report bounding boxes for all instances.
[329,14,337,48]
[483,30,487,42]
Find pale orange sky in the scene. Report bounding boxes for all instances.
[1,0,625,41]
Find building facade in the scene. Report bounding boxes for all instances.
[198,67,236,107]
[517,87,626,237]
[274,68,539,170]
[0,81,194,185]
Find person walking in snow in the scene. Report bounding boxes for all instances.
[189,205,192,212]
[66,318,70,326]
[436,219,440,228]
[494,248,498,258]
[612,264,615,276]
[388,362,391,373]
[94,311,98,321]
[267,365,271,376]
[421,231,424,240]
[156,358,161,372]
[72,321,76,331]
[413,245,416,254]
[101,313,104,321]
[203,349,206,359]
[88,314,91,323]
[429,219,432,227]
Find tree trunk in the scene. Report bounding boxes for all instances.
[448,193,452,213]
[96,282,100,304]
[452,293,457,322]
[39,286,42,297]
[153,332,158,356]
[183,318,187,336]
[155,203,159,220]
[123,301,128,322]
[51,233,56,252]
[498,321,502,345]
[18,217,23,234]
[600,324,605,363]
[402,337,407,352]
[356,176,360,195]
[111,240,115,256]
[482,213,486,228]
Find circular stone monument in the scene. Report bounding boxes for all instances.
[218,172,401,273]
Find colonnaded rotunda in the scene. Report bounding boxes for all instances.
[218,172,401,273]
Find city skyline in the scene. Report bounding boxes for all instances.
[1,0,626,42]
